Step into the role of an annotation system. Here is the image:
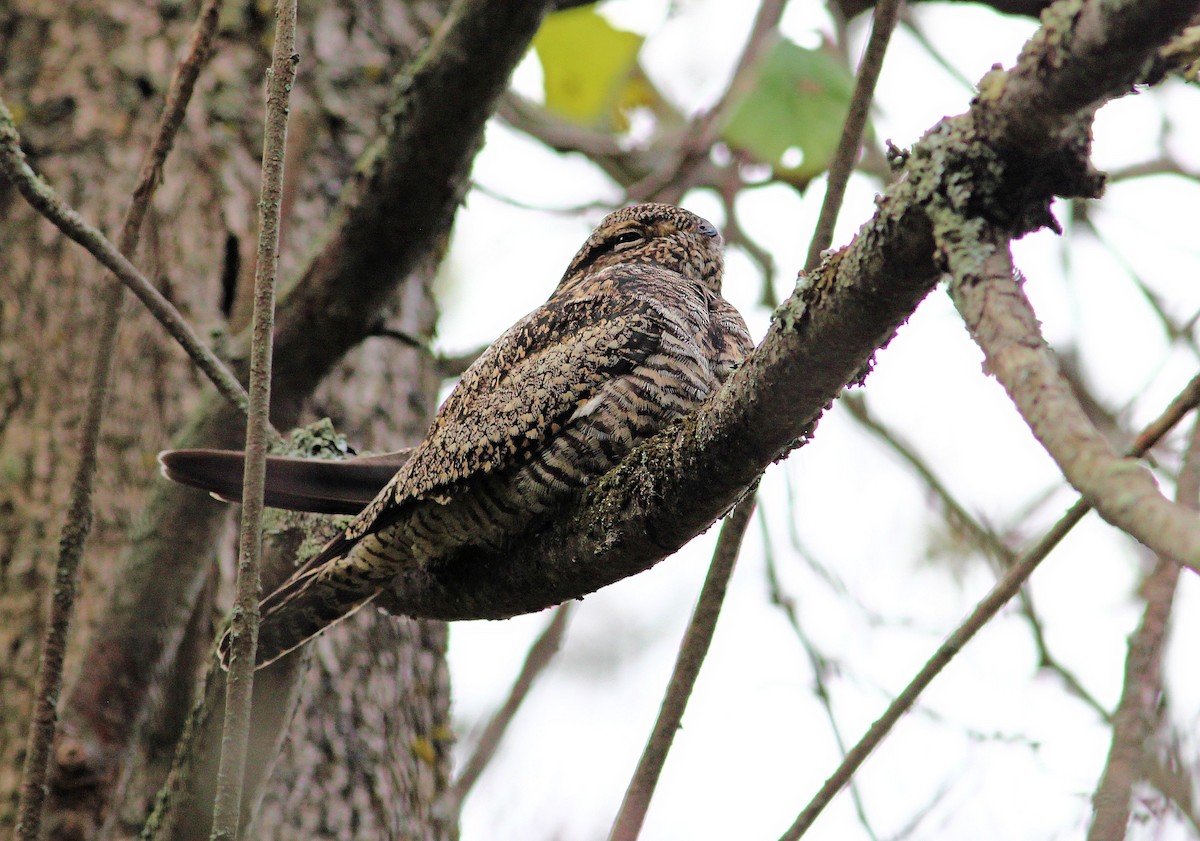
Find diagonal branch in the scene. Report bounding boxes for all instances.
[444,603,574,817]
[608,498,755,841]
[0,99,252,418]
[946,235,1200,571]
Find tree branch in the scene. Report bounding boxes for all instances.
[947,238,1200,572]
[609,498,755,841]
[1086,424,1195,838]
[209,0,296,835]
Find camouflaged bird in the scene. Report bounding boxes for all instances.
[163,203,753,668]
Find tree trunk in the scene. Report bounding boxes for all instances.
[0,0,456,837]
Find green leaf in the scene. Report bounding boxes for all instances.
[721,37,858,187]
[533,8,646,130]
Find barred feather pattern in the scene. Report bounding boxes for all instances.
[238,203,754,669]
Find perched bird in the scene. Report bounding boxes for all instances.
[162,203,754,668]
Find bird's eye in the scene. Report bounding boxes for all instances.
[611,230,644,248]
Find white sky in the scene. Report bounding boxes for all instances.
[434,2,1200,839]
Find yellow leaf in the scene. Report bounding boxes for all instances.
[534,8,645,129]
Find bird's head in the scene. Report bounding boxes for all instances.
[558,203,725,296]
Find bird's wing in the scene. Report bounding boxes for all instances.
[158,448,413,514]
[707,294,756,379]
[347,291,667,538]
[235,291,670,667]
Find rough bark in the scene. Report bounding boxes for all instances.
[0,0,231,832]
[0,0,463,837]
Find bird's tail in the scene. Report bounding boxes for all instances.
[218,542,381,670]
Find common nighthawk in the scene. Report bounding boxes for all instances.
[162,203,753,668]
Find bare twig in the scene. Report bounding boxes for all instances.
[436,345,488,380]
[13,1,225,837]
[841,393,1012,565]
[841,393,1113,719]
[603,7,903,836]
[445,603,574,815]
[778,372,1200,840]
[608,497,755,841]
[1143,737,1200,834]
[627,0,788,202]
[1106,156,1200,183]
[1015,590,1110,720]
[898,13,975,92]
[1086,420,1196,839]
[946,236,1200,573]
[760,509,879,840]
[805,0,904,271]
[208,0,297,836]
[0,99,252,419]
[1076,213,1200,357]
[718,188,778,308]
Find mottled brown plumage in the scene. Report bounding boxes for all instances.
[184,203,753,668]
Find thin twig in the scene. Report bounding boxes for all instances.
[208,0,297,836]
[1143,740,1200,834]
[841,393,1012,565]
[759,509,879,840]
[841,393,1113,719]
[627,0,787,202]
[0,97,252,419]
[778,372,1200,840]
[718,188,778,308]
[445,603,574,815]
[608,6,903,837]
[608,497,755,841]
[436,346,488,380]
[805,0,904,272]
[12,1,225,837]
[14,291,121,841]
[607,6,905,831]
[1086,418,1196,839]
